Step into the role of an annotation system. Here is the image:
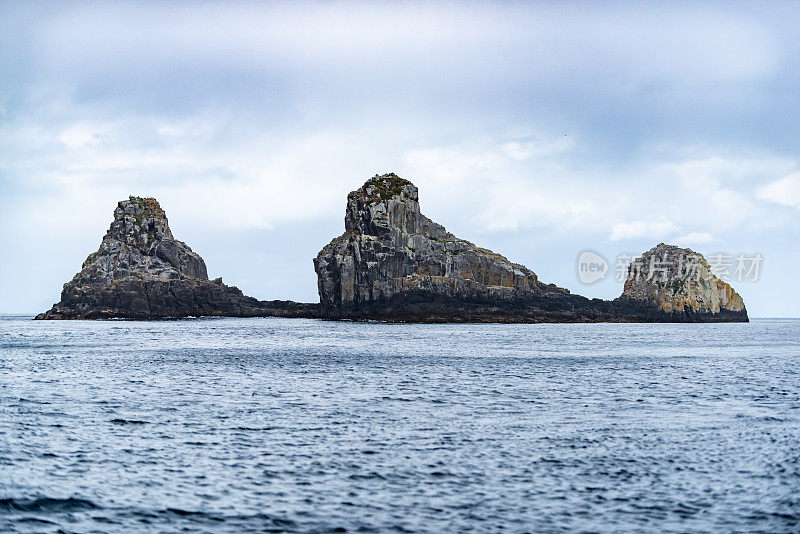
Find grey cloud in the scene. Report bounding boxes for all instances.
[1,1,800,315]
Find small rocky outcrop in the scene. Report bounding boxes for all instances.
[314,174,748,322]
[618,243,747,320]
[36,196,317,319]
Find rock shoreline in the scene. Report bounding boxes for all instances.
[37,175,748,323]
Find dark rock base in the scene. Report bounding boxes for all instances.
[36,285,747,323]
[35,278,320,320]
[317,291,749,323]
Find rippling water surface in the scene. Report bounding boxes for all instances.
[0,316,798,533]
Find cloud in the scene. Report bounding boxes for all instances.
[31,3,778,82]
[400,136,625,235]
[1,2,800,315]
[610,220,679,242]
[401,138,798,242]
[57,121,117,149]
[758,172,800,209]
[674,232,716,245]
[3,99,798,243]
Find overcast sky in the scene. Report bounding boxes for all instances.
[2,1,799,316]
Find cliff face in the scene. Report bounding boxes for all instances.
[73,197,207,285]
[314,174,577,319]
[37,196,316,319]
[315,174,748,323]
[620,243,746,316]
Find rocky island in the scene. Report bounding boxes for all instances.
[313,174,748,322]
[619,243,746,320]
[37,174,748,322]
[36,197,317,319]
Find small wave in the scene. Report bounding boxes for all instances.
[16,397,52,405]
[16,517,56,524]
[121,508,298,528]
[110,418,148,424]
[348,472,387,480]
[0,497,99,513]
[166,507,223,519]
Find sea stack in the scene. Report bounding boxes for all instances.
[314,174,602,321]
[616,243,748,321]
[36,196,315,319]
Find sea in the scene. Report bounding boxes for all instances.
[1,316,798,533]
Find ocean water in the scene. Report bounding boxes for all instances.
[0,316,798,533]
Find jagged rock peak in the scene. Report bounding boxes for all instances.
[82,195,208,283]
[352,173,415,205]
[622,243,746,315]
[36,195,289,319]
[109,195,169,241]
[344,173,422,235]
[314,173,561,316]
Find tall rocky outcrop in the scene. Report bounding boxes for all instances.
[313,174,584,321]
[36,196,316,319]
[314,173,748,322]
[618,243,747,318]
[315,175,548,305]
